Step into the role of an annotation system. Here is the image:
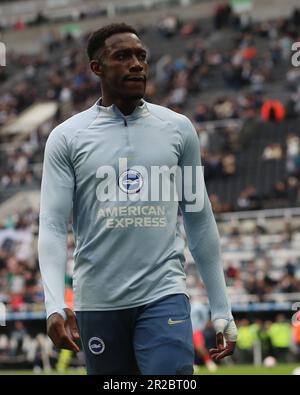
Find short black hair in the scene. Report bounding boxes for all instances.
[87,23,140,61]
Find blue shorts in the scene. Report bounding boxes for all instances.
[76,294,194,375]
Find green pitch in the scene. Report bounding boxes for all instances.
[194,364,300,375]
[0,364,299,375]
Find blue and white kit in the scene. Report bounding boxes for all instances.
[38,100,233,323]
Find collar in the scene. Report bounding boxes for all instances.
[96,98,149,121]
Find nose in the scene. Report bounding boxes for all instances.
[129,55,143,71]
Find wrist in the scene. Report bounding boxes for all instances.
[48,308,67,321]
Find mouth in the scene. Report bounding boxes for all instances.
[124,76,146,83]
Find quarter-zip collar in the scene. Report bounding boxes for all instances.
[96,98,149,122]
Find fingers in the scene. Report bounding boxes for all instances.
[65,308,80,341]
[47,312,80,352]
[209,330,235,361]
[216,332,225,349]
[209,341,236,361]
[209,332,225,361]
[57,330,80,352]
[210,348,230,361]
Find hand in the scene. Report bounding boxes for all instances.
[209,319,237,361]
[47,308,80,352]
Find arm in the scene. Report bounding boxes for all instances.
[38,127,79,351]
[178,116,237,359]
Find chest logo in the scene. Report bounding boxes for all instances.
[118,169,143,194]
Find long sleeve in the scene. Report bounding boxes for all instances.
[178,116,233,322]
[38,127,74,318]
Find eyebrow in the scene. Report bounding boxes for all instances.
[111,47,147,56]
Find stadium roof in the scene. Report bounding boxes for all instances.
[0,190,40,222]
[0,101,57,137]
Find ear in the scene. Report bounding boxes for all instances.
[90,60,103,78]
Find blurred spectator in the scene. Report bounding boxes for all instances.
[261,99,285,122]
[158,16,180,38]
[262,143,282,160]
[214,1,232,30]
[237,186,260,210]
[268,314,292,363]
[236,319,255,363]
[9,321,28,357]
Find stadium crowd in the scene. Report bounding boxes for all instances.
[1,7,300,208]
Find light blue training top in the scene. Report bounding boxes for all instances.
[38,99,233,322]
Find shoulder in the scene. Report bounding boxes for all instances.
[146,101,196,138]
[48,103,99,143]
[146,101,192,127]
[44,103,98,157]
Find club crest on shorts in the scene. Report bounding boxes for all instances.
[88,337,105,355]
[118,169,143,194]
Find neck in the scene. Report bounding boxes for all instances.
[101,94,142,116]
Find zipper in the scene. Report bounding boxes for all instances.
[122,117,131,152]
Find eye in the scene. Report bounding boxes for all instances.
[139,52,147,61]
[116,53,125,61]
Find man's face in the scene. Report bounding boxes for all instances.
[97,32,148,100]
